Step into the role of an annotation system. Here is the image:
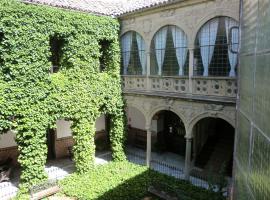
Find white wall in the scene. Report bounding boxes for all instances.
[127,107,146,130]
[56,120,72,139]
[0,131,17,148]
[95,115,105,132]
[56,116,106,139]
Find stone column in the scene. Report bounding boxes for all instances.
[188,47,194,94]
[146,128,152,167]
[146,51,151,92]
[184,137,193,180]
[192,133,196,167]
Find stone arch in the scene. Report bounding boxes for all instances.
[149,23,190,47]
[126,106,147,130]
[150,25,189,76]
[125,103,147,128]
[190,11,239,46]
[187,111,235,138]
[120,30,147,75]
[146,105,188,132]
[120,29,146,41]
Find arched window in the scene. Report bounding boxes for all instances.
[150,25,188,76]
[121,31,146,75]
[194,17,239,77]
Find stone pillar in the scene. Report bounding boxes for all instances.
[188,47,194,94]
[146,128,152,167]
[146,51,151,91]
[184,137,193,180]
[192,132,196,167]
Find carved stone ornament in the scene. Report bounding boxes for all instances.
[142,19,152,34]
[204,104,224,111]
[160,9,175,17]
[122,18,135,26]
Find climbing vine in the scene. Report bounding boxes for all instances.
[0,0,126,192]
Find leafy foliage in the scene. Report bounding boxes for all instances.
[0,0,125,192]
[60,161,225,200]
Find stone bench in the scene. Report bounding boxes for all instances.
[148,183,194,200]
[30,180,60,200]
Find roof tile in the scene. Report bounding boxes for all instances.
[22,0,180,16]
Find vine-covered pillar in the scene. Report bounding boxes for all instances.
[16,122,48,190]
[71,118,95,173]
[109,113,126,161]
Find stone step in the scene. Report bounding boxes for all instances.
[0,182,18,200]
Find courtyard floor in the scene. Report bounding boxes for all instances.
[0,148,212,200]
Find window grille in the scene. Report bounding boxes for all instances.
[150,25,189,76]
[121,31,146,75]
[194,17,239,77]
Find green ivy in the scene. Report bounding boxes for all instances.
[0,0,126,192]
[60,161,225,200]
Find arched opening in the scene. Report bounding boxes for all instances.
[46,128,56,160]
[95,114,111,153]
[149,110,187,173]
[121,31,146,75]
[126,106,146,149]
[152,110,186,156]
[194,17,239,77]
[192,117,235,177]
[150,25,189,76]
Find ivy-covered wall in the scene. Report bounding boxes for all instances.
[0,0,126,191]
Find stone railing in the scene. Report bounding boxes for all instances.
[149,76,189,93]
[122,75,237,101]
[192,77,237,98]
[122,75,147,91]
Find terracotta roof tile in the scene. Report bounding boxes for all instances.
[21,0,181,16]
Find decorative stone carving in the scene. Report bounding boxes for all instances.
[122,18,136,26]
[142,19,152,34]
[160,9,175,17]
[165,98,174,110]
[204,104,224,111]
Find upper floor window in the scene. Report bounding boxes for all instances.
[121,31,146,75]
[0,32,4,65]
[194,17,239,77]
[49,35,65,73]
[151,25,188,76]
[99,39,110,72]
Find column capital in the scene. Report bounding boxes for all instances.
[188,46,195,51]
[185,136,193,140]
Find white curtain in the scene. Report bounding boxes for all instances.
[171,26,188,76]
[199,18,219,76]
[136,33,146,75]
[154,26,168,75]
[121,32,132,75]
[225,18,239,77]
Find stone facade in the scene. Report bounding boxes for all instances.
[125,94,236,137]
[120,0,239,180]
[120,0,239,49]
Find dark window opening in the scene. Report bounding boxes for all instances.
[99,40,111,72]
[49,36,65,73]
[0,32,4,65]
